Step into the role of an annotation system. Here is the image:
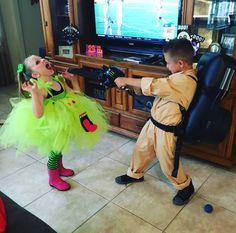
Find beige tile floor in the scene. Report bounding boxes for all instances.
[1,84,236,233]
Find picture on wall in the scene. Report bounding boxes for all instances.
[58,46,73,58]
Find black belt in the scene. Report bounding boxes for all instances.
[150,117,182,178]
[150,117,177,134]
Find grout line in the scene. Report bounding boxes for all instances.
[111,202,163,232]
[71,178,111,201]
[196,172,236,215]
[162,202,189,232]
[96,139,132,157]
[163,172,213,232]
[70,146,131,175]
[105,155,130,167]
[70,154,108,175]
[200,196,236,215]
[23,189,54,208]
[71,202,110,233]
[0,159,38,181]
[71,179,135,232]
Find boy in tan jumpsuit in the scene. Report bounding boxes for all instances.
[114,39,197,205]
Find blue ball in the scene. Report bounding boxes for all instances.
[204,204,213,213]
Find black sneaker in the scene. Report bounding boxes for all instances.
[172,181,194,206]
[115,174,144,185]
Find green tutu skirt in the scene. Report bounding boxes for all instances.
[0,91,109,155]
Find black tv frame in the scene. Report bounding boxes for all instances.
[92,0,184,56]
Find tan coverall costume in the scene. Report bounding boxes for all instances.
[127,69,197,190]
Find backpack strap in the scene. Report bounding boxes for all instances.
[187,74,198,83]
[150,104,186,178]
[171,75,197,176]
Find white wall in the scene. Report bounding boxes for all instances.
[0,0,44,80]
[18,0,44,56]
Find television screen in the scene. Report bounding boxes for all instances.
[94,0,182,43]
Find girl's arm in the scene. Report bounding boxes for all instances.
[21,82,44,118]
[31,91,44,118]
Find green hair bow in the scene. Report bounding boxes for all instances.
[17,64,24,73]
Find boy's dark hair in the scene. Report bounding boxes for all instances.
[163,39,194,64]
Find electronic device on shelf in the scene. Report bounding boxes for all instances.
[122,54,166,66]
[123,56,144,63]
[139,54,166,66]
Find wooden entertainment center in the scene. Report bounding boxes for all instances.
[39,0,236,166]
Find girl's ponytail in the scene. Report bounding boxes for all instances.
[17,63,31,98]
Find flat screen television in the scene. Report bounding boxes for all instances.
[93,0,183,55]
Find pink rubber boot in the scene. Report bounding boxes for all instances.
[59,156,74,177]
[48,168,71,191]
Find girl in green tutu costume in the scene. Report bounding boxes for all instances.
[0,55,108,191]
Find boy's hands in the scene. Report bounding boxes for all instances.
[115,77,142,89]
[62,68,81,92]
[62,69,76,80]
[114,77,127,89]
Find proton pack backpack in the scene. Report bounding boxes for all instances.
[182,52,235,144]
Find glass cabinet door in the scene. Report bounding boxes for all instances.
[49,0,77,60]
[192,0,236,56]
